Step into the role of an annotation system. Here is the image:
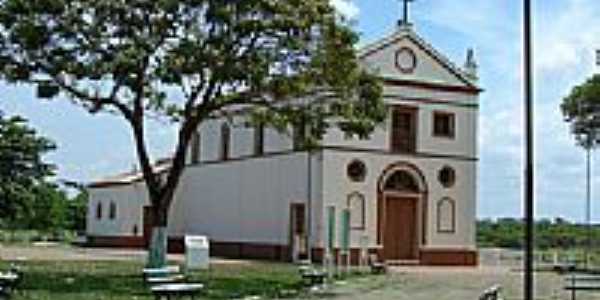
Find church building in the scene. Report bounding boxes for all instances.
[86,15,481,266]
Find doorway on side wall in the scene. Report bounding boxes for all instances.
[289,203,307,261]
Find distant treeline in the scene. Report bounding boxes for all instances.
[478,218,600,249]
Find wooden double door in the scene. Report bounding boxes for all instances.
[383,196,418,260]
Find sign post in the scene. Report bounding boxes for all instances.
[340,209,351,274]
[326,206,336,279]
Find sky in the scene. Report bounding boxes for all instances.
[2,0,600,222]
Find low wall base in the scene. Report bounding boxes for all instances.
[85,236,478,266]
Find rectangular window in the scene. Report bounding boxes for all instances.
[254,124,264,156]
[390,106,417,153]
[433,111,455,138]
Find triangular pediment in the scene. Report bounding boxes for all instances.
[359,27,478,90]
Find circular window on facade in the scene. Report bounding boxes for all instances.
[438,166,456,188]
[347,160,367,182]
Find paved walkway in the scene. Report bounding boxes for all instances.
[322,266,571,300]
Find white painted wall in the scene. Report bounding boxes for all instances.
[87,182,149,237]
[170,152,322,246]
[194,117,294,165]
[88,26,479,255]
[361,34,467,87]
[320,149,477,250]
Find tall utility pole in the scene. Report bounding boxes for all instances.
[586,139,592,269]
[574,103,599,269]
[523,1,535,300]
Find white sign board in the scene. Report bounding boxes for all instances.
[185,235,210,270]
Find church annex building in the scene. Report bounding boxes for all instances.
[86,22,481,266]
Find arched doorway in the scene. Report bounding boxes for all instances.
[377,163,428,261]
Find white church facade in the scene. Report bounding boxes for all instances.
[86,23,481,266]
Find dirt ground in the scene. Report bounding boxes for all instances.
[0,244,591,300]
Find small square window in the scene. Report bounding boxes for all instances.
[433,112,455,138]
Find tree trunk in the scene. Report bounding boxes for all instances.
[147,206,168,268]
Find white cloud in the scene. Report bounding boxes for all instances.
[412,0,600,220]
[534,0,600,73]
[330,0,359,19]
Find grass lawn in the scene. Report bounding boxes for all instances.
[0,260,311,300]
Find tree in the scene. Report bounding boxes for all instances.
[0,111,56,228]
[562,74,600,267]
[28,182,69,235]
[561,74,600,148]
[0,1,385,267]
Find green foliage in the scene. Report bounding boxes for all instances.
[0,113,55,183]
[477,218,600,250]
[562,74,600,122]
[27,182,69,232]
[0,0,384,138]
[0,112,56,228]
[561,74,600,148]
[66,190,88,232]
[0,260,308,300]
[0,0,385,265]
[0,112,85,234]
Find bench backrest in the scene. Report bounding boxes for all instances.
[479,285,502,300]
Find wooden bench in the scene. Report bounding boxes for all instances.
[564,274,600,300]
[151,283,204,300]
[143,266,181,281]
[553,263,577,273]
[0,286,7,299]
[368,254,387,274]
[0,273,19,291]
[479,285,502,300]
[0,272,20,300]
[146,275,186,285]
[299,267,326,286]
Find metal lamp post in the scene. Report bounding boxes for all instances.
[523,1,534,299]
[572,103,600,270]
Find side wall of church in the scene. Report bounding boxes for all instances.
[169,152,323,248]
[87,183,149,238]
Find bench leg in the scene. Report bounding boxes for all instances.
[572,275,576,300]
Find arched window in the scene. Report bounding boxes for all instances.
[254,124,264,156]
[190,131,201,164]
[437,198,456,233]
[347,192,366,229]
[96,202,103,220]
[221,123,230,160]
[384,170,419,193]
[109,202,117,220]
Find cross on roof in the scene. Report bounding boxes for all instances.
[399,0,416,27]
